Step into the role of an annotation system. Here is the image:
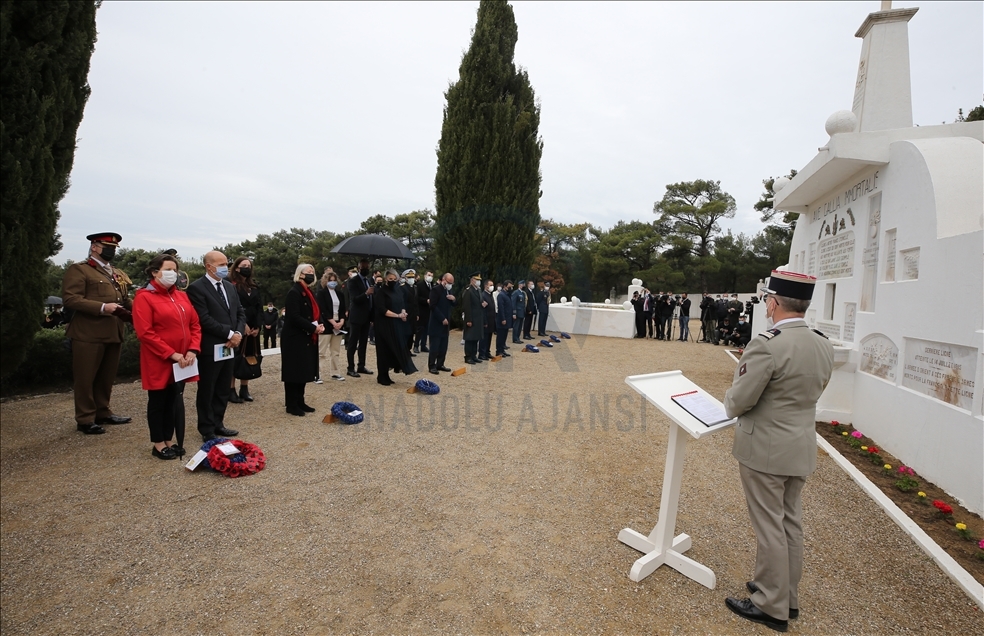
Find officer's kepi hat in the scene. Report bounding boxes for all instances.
[470,271,482,280]
[86,232,122,246]
[761,270,817,300]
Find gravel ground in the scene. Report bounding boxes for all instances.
[2,334,981,635]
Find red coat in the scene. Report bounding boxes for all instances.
[133,280,202,390]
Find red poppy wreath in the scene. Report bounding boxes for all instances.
[205,439,266,478]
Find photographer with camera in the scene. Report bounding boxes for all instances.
[677,293,691,341]
[727,314,752,348]
[699,292,715,343]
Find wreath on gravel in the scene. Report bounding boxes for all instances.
[560,332,571,339]
[549,335,561,342]
[331,401,364,424]
[539,339,554,348]
[203,439,266,478]
[414,379,440,395]
[524,344,539,353]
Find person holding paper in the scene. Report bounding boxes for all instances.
[723,270,834,633]
[281,264,325,415]
[132,254,201,460]
[188,251,246,441]
[316,270,347,381]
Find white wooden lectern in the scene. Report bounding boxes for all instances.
[618,370,737,589]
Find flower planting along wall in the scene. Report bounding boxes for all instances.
[770,5,984,514]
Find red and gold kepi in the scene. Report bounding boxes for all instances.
[86,232,122,246]
[762,270,817,300]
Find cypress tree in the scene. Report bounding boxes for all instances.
[0,0,99,378]
[434,0,542,284]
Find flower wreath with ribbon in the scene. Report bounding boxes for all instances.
[560,332,571,339]
[539,339,554,348]
[331,401,364,425]
[524,344,539,353]
[202,438,266,478]
[414,379,440,395]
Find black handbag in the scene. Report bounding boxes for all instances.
[234,335,263,380]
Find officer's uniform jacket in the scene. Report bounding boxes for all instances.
[62,259,132,344]
[724,319,834,476]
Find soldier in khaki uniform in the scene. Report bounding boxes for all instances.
[62,233,133,434]
[723,270,834,633]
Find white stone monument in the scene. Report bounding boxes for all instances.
[772,4,984,513]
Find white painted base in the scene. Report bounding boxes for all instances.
[617,529,715,588]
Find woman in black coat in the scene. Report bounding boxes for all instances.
[374,269,418,386]
[229,256,262,402]
[281,264,325,416]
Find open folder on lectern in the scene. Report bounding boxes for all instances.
[670,390,731,427]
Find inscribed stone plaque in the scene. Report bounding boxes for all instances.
[902,338,977,410]
[884,229,897,282]
[859,334,898,382]
[816,320,842,340]
[806,309,816,329]
[901,247,919,280]
[843,303,856,342]
[818,231,855,279]
[808,242,816,276]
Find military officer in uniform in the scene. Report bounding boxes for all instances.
[723,270,834,633]
[461,272,485,364]
[62,232,134,434]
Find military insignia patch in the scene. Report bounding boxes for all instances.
[739,363,747,376]
[759,328,781,340]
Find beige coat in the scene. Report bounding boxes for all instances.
[725,320,834,476]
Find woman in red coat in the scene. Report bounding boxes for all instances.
[133,254,202,460]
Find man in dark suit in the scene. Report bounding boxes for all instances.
[344,258,376,378]
[427,273,455,373]
[723,271,834,632]
[187,250,245,441]
[535,282,550,336]
[414,271,434,354]
[62,232,133,434]
[521,280,537,340]
[495,280,514,356]
[630,291,646,338]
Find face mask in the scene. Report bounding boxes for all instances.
[528,284,534,290]
[215,265,229,279]
[445,282,453,291]
[400,278,406,285]
[302,273,315,285]
[238,267,252,278]
[407,278,415,284]
[472,279,481,288]
[99,246,116,262]
[159,270,178,288]
[360,267,370,276]
[425,275,433,283]
[486,286,494,292]
[387,280,397,289]
[349,272,357,279]
[268,305,275,311]
[327,281,338,289]
[545,284,550,289]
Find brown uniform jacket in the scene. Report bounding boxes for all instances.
[62,260,132,344]
[724,319,834,476]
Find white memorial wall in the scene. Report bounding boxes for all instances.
[772,5,984,514]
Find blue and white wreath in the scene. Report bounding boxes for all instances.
[539,339,554,348]
[331,401,364,425]
[524,344,540,353]
[414,379,440,395]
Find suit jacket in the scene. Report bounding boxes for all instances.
[462,285,484,340]
[523,288,536,316]
[511,288,526,314]
[187,275,247,356]
[496,289,514,328]
[317,285,346,328]
[346,274,374,325]
[415,279,432,316]
[535,289,550,314]
[481,289,495,334]
[62,260,132,344]
[428,284,454,335]
[724,320,834,476]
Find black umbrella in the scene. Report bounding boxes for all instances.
[330,234,415,260]
[46,296,63,305]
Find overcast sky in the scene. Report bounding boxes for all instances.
[56,1,982,263]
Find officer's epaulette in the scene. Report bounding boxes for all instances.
[813,329,829,339]
[759,328,781,340]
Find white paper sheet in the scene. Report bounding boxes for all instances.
[214,344,235,361]
[670,391,731,427]
[172,358,199,381]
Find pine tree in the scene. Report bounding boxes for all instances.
[0,0,100,378]
[434,0,542,285]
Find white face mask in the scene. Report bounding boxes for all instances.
[765,297,775,329]
[349,272,357,279]
[445,282,453,291]
[486,285,494,292]
[159,270,178,288]
[425,275,433,283]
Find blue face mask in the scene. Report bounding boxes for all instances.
[215,265,229,279]
[327,281,338,289]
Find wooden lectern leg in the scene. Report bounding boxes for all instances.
[618,423,716,589]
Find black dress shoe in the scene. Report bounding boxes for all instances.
[745,582,798,619]
[377,378,394,386]
[202,434,217,442]
[725,597,787,632]
[169,444,186,457]
[500,351,511,357]
[420,346,429,352]
[409,351,417,357]
[77,423,105,435]
[301,403,316,413]
[465,359,476,365]
[95,414,131,425]
[228,392,243,404]
[215,427,239,437]
[429,368,439,374]
[347,370,361,378]
[286,407,306,416]
[239,386,253,402]
[357,368,374,375]
[152,446,178,460]
[438,366,451,372]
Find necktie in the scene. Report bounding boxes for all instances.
[216,281,229,308]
